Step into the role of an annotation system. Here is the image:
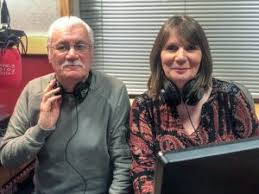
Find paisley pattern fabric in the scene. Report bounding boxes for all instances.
[129,78,259,194]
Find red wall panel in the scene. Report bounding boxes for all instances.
[0,55,53,116]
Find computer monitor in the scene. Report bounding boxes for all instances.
[154,137,259,194]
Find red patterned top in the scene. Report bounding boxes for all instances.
[129,78,259,194]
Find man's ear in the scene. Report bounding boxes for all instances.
[90,49,94,61]
[46,41,52,63]
[47,47,52,63]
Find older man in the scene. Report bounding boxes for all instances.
[0,16,131,194]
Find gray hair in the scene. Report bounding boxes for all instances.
[47,16,94,45]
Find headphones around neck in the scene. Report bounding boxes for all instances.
[55,71,92,103]
[162,77,205,107]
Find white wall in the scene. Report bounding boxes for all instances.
[4,0,59,35]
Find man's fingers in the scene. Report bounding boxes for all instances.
[42,80,61,102]
[44,79,56,93]
[46,95,62,105]
[45,87,61,98]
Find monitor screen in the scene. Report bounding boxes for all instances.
[154,137,259,194]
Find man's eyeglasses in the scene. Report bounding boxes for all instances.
[49,43,92,54]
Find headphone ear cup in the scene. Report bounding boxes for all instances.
[73,81,90,102]
[182,79,204,105]
[54,80,64,96]
[162,79,181,107]
[73,71,92,103]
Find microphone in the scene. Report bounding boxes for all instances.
[0,0,27,89]
[1,0,10,28]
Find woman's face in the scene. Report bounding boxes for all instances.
[161,29,202,89]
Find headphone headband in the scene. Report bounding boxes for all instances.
[162,78,204,106]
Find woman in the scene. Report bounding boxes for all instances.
[129,15,259,194]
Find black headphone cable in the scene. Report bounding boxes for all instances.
[183,103,199,133]
[64,102,87,194]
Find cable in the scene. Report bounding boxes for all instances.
[183,103,198,133]
[0,29,28,54]
[64,101,87,194]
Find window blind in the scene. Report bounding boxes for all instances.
[79,0,259,99]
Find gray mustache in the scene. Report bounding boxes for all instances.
[61,60,83,69]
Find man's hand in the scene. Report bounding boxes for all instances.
[38,79,62,130]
